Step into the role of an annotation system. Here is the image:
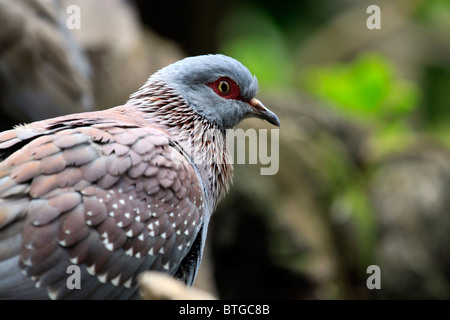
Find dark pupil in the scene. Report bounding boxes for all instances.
[219,81,229,93]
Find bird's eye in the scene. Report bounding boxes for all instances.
[217,80,231,94]
[207,77,240,100]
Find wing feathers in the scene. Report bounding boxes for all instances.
[0,118,207,299]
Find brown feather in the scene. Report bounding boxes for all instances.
[11,161,40,183]
[28,199,60,226]
[54,133,89,149]
[39,153,67,175]
[29,174,59,198]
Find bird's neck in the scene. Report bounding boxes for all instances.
[126,80,233,210]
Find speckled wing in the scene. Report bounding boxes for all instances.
[0,119,207,299]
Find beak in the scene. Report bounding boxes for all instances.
[247,98,280,127]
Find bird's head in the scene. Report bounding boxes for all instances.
[152,54,280,130]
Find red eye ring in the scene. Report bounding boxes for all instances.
[207,77,241,100]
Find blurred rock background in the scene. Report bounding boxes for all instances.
[0,0,449,299]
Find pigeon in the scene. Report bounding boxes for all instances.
[0,54,280,299]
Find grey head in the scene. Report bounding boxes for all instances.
[154,54,280,130]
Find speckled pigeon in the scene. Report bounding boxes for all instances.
[0,54,280,299]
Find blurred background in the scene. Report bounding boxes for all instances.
[0,0,449,299]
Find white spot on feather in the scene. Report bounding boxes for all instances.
[48,289,58,300]
[86,264,96,275]
[111,274,121,286]
[22,256,32,266]
[98,273,108,283]
[123,278,132,288]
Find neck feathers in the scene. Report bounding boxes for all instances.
[127,78,233,209]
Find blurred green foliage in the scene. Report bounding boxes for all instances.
[416,0,450,28]
[301,54,420,124]
[301,53,422,158]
